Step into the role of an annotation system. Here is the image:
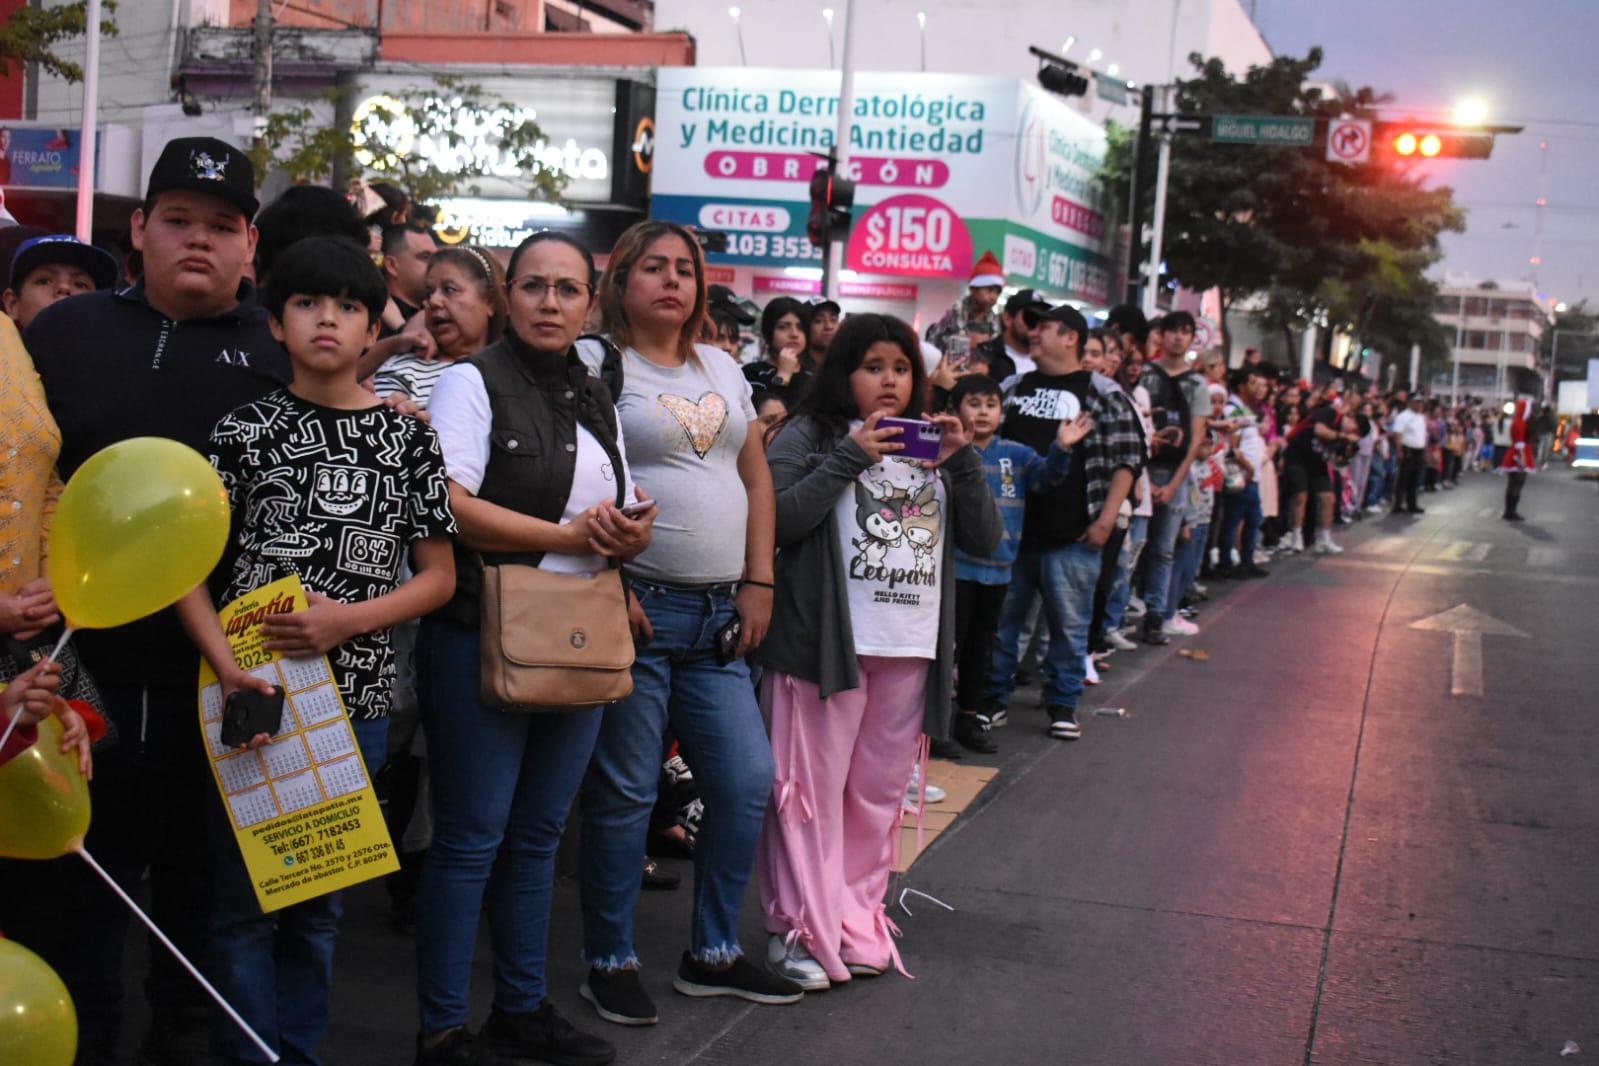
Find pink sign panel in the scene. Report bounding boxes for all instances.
[846,193,974,279]
[702,152,950,189]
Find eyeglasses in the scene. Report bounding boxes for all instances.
[508,275,594,303]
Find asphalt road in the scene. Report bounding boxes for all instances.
[126,468,1599,1065]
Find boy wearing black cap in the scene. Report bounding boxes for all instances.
[983,302,1144,741]
[2,234,119,328]
[804,296,840,369]
[24,135,291,1066]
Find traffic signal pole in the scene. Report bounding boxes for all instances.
[1124,88,1153,307]
[824,0,861,301]
[1142,85,1174,318]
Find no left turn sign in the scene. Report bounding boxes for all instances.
[1327,118,1372,164]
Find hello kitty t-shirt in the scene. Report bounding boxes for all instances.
[834,434,947,659]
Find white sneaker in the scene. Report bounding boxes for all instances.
[1162,616,1199,636]
[1104,630,1139,652]
[905,766,945,806]
[767,935,829,991]
[1084,655,1101,685]
[1315,538,1344,555]
[1253,550,1273,566]
[1125,595,1147,620]
[1366,504,1386,515]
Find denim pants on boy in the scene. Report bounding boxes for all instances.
[1218,484,1263,569]
[1143,466,1189,621]
[1170,521,1210,617]
[414,619,602,1034]
[986,542,1102,711]
[208,716,389,1065]
[1104,514,1150,635]
[581,580,775,969]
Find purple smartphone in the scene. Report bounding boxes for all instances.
[880,417,944,461]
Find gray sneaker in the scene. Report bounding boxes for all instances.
[766,935,830,992]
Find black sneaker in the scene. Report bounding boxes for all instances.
[1142,619,1170,646]
[1047,705,1081,741]
[980,697,1008,728]
[672,951,804,1004]
[415,1026,482,1066]
[641,860,680,891]
[953,712,998,754]
[1239,564,1270,579]
[580,967,658,1026]
[480,1002,614,1066]
[928,736,964,760]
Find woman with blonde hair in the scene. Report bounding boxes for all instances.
[574,221,803,1025]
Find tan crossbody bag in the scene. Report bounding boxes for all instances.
[479,561,635,710]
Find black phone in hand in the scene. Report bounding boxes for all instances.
[221,686,286,748]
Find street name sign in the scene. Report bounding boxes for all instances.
[1210,115,1316,146]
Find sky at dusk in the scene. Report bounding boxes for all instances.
[1256,0,1599,307]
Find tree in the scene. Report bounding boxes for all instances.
[250,77,569,208]
[1103,49,1464,367]
[0,1,118,83]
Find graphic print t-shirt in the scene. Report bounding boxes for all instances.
[577,341,756,585]
[834,443,946,659]
[208,389,457,719]
[1002,369,1094,547]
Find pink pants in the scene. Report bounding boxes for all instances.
[757,656,927,983]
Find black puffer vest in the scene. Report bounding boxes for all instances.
[438,332,625,627]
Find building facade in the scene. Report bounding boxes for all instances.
[1431,276,1554,402]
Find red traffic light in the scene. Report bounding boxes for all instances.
[806,166,856,248]
[1379,123,1494,160]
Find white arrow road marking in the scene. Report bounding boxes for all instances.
[1409,604,1530,697]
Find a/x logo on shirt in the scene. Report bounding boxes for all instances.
[216,347,253,367]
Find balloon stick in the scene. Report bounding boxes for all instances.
[46,627,74,665]
[74,845,280,1063]
[0,627,79,751]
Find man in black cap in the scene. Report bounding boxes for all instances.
[803,296,840,370]
[974,287,1047,387]
[983,301,1144,743]
[2,233,119,328]
[24,135,290,1066]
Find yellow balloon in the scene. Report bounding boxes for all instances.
[48,437,231,631]
[0,716,90,860]
[0,939,77,1066]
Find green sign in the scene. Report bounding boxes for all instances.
[1210,115,1316,146]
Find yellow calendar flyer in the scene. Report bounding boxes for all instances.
[197,575,398,912]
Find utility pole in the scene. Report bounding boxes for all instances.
[824,0,860,301]
[1451,291,1464,405]
[252,0,274,147]
[1124,87,1152,307]
[1141,85,1173,317]
[74,0,103,241]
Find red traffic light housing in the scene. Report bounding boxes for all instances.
[806,166,856,248]
[1378,123,1494,160]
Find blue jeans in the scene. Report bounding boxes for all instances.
[986,542,1102,711]
[1105,514,1149,634]
[414,619,601,1034]
[1218,484,1263,569]
[1170,521,1210,617]
[581,580,775,969]
[208,715,389,1065]
[1143,466,1189,621]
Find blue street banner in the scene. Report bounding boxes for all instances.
[0,127,96,190]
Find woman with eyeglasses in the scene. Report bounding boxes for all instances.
[413,231,656,1066]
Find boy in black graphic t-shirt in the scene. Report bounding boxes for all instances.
[177,236,455,1064]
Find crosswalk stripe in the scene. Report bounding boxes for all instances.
[1476,507,1499,519]
[1467,543,1492,562]
[1437,541,1472,560]
[1365,536,1408,555]
[1527,547,1569,568]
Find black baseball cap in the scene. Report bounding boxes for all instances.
[144,136,259,219]
[1004,288,1046,315]
[807,296,842,316]
[9,234,119,292]
[1021,301,1089,340]
[708,284,755,325]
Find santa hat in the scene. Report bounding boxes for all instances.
[968,250,1004,288]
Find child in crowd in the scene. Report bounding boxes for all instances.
[757,314,1002,989]
[947,374,1090,753]
[1,234,119,329]
[177,235,456,1065]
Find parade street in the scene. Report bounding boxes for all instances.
[110,470,1581,1066]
